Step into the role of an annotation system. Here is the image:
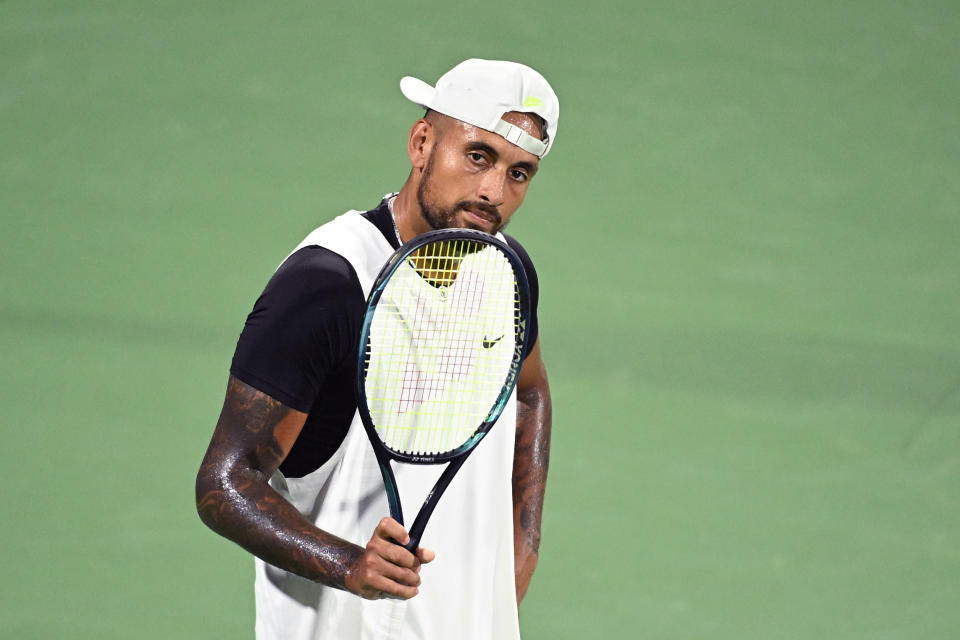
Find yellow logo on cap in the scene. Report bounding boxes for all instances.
[523,96,543,107]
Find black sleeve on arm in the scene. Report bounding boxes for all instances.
[230,246,365,413]
[503,234,540,360]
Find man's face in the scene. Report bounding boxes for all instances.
[416,112,542,234]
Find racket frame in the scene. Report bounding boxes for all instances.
[355,228,531,550]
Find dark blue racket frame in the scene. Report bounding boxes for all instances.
[355,228,531,551]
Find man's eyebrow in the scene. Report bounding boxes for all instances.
[513,160,539,177]
[465,141,539,176]
[465,141,500,158]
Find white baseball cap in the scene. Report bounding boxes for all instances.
[400,58,560,158]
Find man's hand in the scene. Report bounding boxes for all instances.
[345,518,436,600]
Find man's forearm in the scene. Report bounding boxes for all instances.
[196,376,362,589]
[512,383,552,602]
[196,463,362,588]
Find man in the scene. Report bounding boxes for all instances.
[196,58,557,639]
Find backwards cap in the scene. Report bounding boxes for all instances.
[400,58,560,158]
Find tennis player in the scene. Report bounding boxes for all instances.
[196,58,557,640]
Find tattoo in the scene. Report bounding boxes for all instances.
[196,376,363,589]
[512,375,551,604]
[513,383,552,554]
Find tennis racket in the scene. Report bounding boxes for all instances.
[356,228,531,552]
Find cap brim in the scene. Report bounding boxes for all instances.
[399,76,435,110]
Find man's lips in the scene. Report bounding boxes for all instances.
[460,204,501,227]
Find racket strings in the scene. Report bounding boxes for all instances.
[364,239,521,456]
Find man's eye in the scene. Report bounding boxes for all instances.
[510,169,529,182]
[468,152,485,163]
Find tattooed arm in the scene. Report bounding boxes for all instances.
[512,338,552,604]
[196,375,433,599]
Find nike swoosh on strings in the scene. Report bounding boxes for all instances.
[482,335,504,349]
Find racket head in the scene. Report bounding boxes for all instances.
[356,228,531,465]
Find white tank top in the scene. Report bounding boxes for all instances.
[253,210,521,640]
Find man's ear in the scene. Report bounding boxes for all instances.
[407,119,433,172]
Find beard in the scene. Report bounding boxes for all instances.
[416,150,504,233]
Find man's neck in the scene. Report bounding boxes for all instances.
[391,183,428,244]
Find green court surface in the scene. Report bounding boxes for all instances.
[2,1,958,638]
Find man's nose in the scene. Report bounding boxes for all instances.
[477,169,505,205]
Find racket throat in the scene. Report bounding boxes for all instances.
[378,458,404,525]
[403,456,467,551]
